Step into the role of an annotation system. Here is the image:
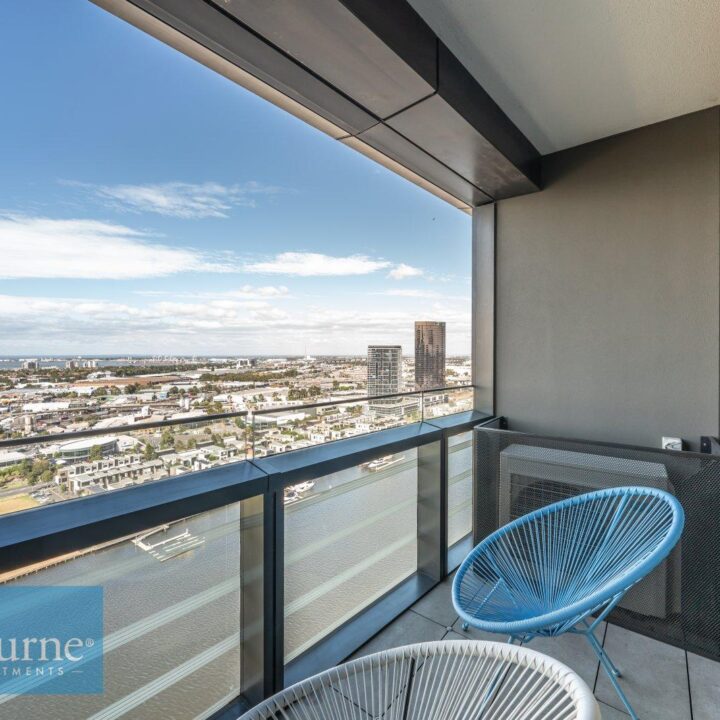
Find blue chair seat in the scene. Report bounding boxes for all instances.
[453,486,684,719]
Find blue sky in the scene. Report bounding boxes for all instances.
[0,0,471,356]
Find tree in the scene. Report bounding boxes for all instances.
[204,400,223,414]
[88,445,104,462]
[143,443,157,461]
[160,428,175,449]
[25,458,53,485]
[38,469,53,484]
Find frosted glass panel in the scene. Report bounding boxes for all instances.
[284,449,418,661]
[448,431,472,546]
[0,498,262,720]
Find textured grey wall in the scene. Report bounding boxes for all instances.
[493,107,719,450]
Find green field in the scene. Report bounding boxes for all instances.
[0,493,39,515]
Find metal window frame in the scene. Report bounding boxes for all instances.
[472,203,495,419]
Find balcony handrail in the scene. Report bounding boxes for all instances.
[0,384,474,449]
[0,409,250,449]
[0,414,487,573]
[251,383,473,416]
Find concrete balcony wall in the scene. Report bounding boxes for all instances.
[489,107,720,450]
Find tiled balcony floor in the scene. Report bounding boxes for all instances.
[351,574,720,720]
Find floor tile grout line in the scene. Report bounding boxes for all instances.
[685,649,694,720]
[592,622,609,695]
[407,607,457,630]
[597,700,630,718]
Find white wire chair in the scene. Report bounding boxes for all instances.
[239,640,600,719]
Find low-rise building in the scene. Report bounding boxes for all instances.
[55,436,118,460]
[0,450,28,468]
[58,455,167,494]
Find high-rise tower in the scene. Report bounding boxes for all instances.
[414,321,446,390]
[367,345,402,397]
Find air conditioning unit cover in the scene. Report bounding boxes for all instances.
[499,444,681,618]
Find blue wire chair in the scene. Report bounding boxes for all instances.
[452,486,684,720]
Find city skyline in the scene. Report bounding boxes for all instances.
[0,2,471,357]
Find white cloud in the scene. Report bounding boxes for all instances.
[237,285,289,298]
[134,285,290,299]
[75,181,282,219]
[388,263,424,280]
[0,214,236,280]
[382,288,441,299]
[244,252,392,276]
[0,293,470,355]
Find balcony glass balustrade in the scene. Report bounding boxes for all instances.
[0,390,485,720]
[447,430,473,548]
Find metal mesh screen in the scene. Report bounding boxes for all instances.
[474,427,720,660]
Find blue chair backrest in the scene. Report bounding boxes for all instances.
[456,486,684,623]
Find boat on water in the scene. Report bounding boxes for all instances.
[132,525,205,561]
[283,480,315,505]
[284,488,300,504]
[293,481,315,493]
[366,455,405,472]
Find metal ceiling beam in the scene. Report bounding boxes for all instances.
[92,0,541,209]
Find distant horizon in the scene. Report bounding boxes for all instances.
[0,353,471,360]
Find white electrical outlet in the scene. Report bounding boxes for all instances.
[662,437,683,451]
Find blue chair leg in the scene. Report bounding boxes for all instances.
[583,625,621,677]
[584,632,637,720]
[461,622,469,631]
